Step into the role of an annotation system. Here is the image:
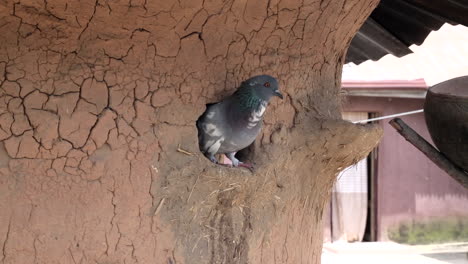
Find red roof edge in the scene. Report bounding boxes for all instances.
[341,79,428,90]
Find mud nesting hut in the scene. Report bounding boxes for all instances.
[0,0,382,263]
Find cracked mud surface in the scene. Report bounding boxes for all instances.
[0,0,380,263]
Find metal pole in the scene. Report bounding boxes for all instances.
[353,109,424,124]
[390,118,468,188]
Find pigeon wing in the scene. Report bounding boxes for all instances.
[196,103,226,156]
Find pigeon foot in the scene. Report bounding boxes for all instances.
[217,162,254,172]
[221,153,255,172]
[237,162,254,170]
[206,154,218,164]
[226,152,241,167]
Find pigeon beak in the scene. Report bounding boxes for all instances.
[274,90,283,99]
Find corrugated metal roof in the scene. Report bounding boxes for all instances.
[342,24,468,86]
[346,0,468,65]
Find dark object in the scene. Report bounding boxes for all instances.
[389,118,468,188]
[424,76,468,172]
[346,0,468,64]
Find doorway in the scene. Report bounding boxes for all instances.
[362,112,378,242]
[329,112,378,242]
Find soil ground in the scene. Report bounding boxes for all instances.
[322,242,468,264]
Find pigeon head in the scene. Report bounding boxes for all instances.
[241,75,283,101]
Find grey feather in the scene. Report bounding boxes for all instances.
[196,75,283,166]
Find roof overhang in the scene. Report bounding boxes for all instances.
[346,0,468,64]
[342,79,428,99]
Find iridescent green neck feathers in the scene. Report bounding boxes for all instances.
[233,86,265,111]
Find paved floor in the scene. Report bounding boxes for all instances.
[322,242,468,264]
[422,253,468,264]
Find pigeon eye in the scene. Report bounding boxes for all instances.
[264,82,270,87]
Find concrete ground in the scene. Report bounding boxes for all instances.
[322,242,468,264]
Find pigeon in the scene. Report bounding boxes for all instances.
[196,75,283,168]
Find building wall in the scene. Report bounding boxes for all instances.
[344,96,468,241]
